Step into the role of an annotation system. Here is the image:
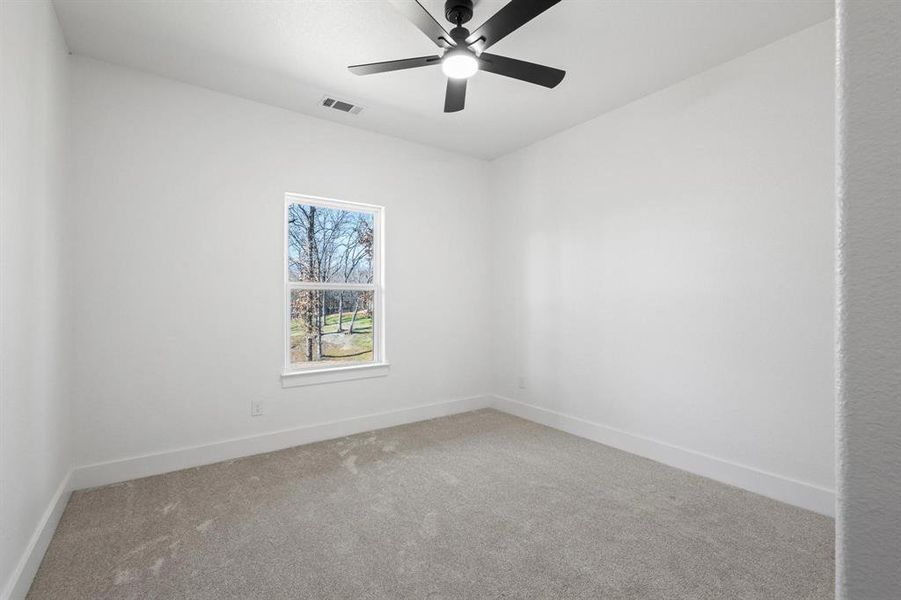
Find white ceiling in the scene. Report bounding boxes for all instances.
[53,0,833,159]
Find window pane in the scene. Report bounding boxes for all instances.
[287,203,374,283]
[290,289,374,366]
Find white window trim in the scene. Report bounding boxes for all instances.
[281,193,387,387]
[281,362,390,388]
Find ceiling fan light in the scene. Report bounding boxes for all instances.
[442,52,479,79]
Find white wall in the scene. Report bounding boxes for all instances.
[835,0,901,596]
[489,22,835,512]
[69,58,491,469]
[0,1,72,597]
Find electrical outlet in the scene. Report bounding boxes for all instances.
[251,400,264,417]
[517,376,527,389]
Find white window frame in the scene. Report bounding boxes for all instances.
[281,193,388,387]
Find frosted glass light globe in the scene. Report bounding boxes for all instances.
[442,52,479,79]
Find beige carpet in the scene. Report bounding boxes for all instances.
[28,409,834,599]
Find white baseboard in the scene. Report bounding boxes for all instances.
[71,395,494,491]
[7,393,831,600]
[490,394,835,517]
[70,393,835,516]
[2,471,72,600]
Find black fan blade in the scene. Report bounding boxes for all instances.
[348,55,441,75]
[478,53,565,88]
[466,0,561,54]
[444,78,467,112]
[388,0,455,48]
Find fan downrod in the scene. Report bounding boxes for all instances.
[445,0,473,25]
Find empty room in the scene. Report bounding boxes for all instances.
[2,0,899,598]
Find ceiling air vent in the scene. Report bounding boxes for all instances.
[320,96,363,115]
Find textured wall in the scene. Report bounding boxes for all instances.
[835,0,901,597]
[69,58,491,468]
[0,1,71,596]
[489,22,835,511]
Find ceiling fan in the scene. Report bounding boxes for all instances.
[348,0,566,113]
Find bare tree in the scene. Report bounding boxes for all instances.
[288,204,321,361]
[288,204,374,361]
[349,220,373,335]
[335,214,373,331]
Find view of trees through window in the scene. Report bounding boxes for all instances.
[287,201,377,368]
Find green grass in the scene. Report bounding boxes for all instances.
[290,310,373,364]
[322,311,371,333]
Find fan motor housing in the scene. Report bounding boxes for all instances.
[445,0,473,25]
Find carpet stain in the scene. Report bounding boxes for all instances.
[123,534,170,559]
[195,519,214,533]
[113,570,135,586]
[420,512,440,539]
[149,558,165,577]
[438,470,459,486]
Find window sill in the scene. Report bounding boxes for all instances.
[281,362,390,388]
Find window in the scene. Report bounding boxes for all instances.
[283,194,385,383]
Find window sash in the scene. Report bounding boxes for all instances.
[287,282,375,291]
[285,288,381,370]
